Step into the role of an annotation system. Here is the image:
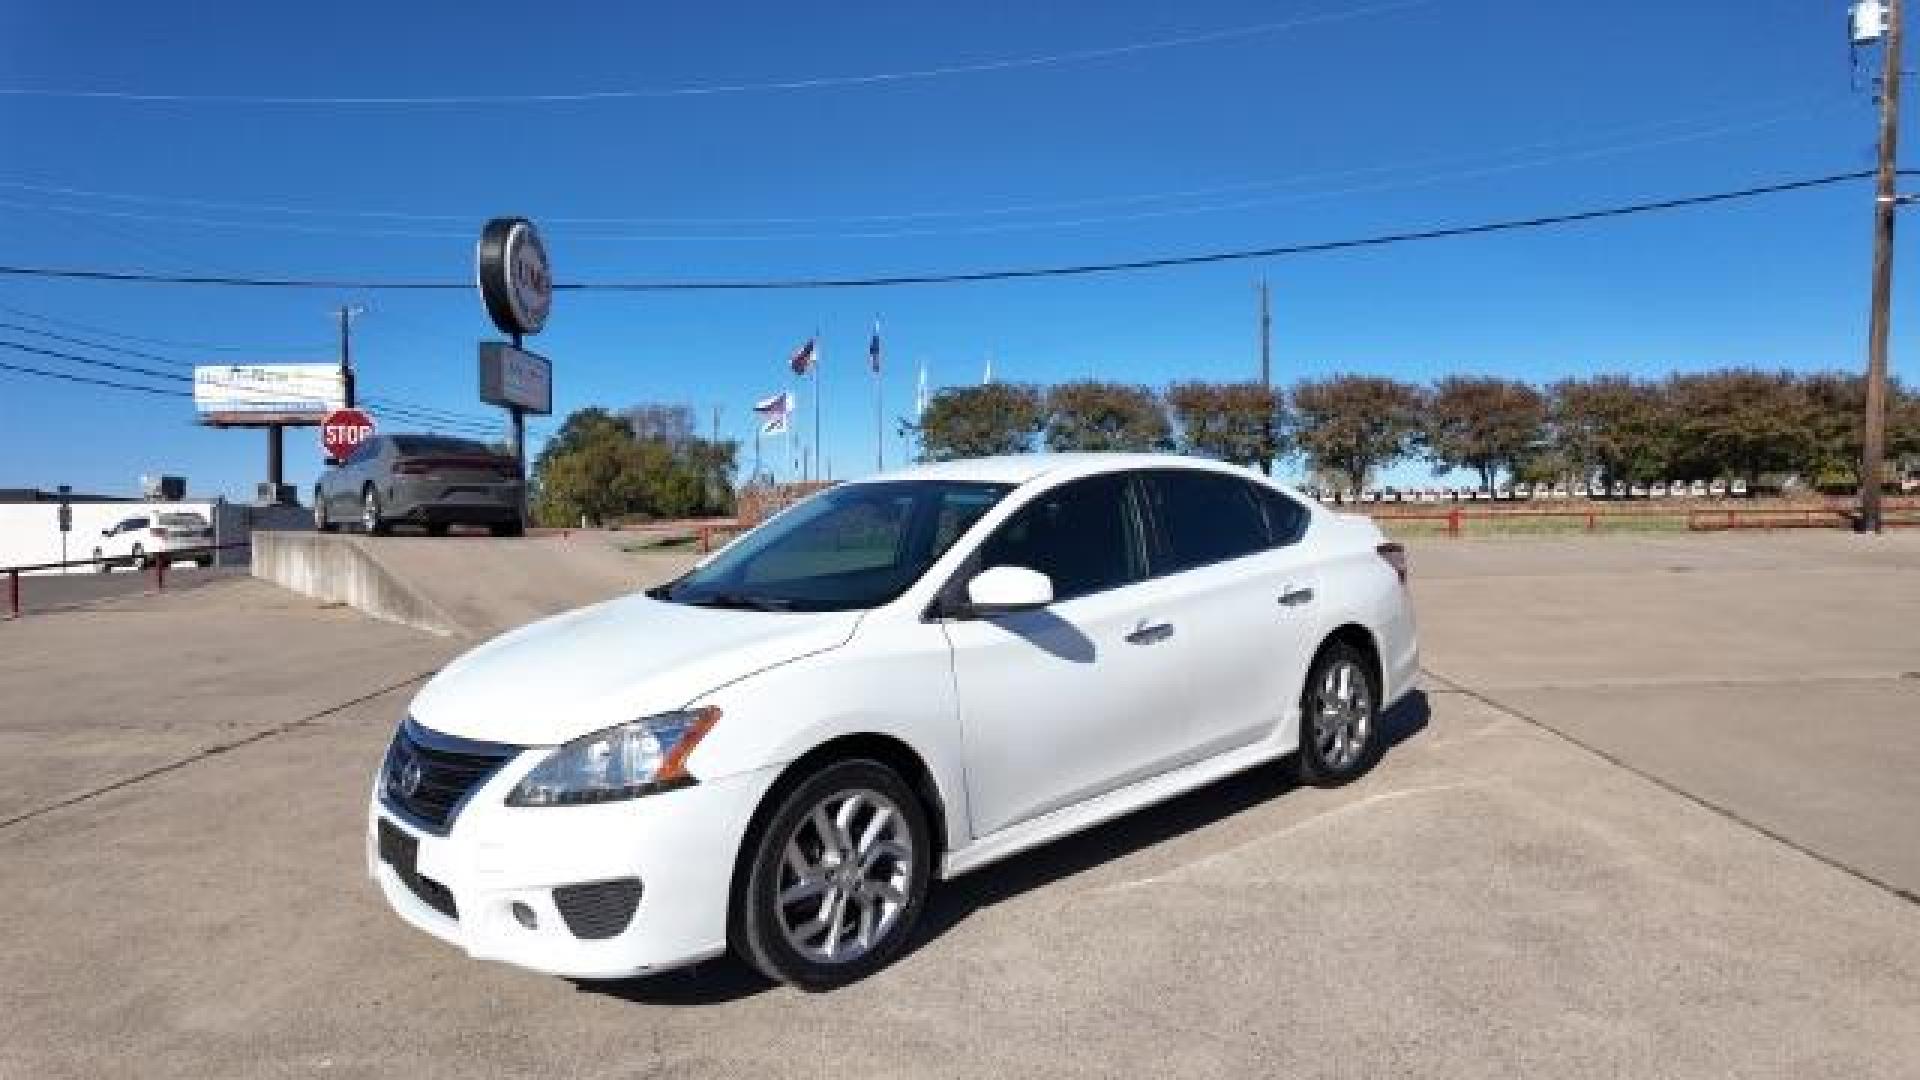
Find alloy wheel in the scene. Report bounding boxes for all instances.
[1312,657,1373,772]
[773,787,915,966]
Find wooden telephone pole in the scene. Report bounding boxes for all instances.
[1259,279,1274,476]
[1861,0,1904,533]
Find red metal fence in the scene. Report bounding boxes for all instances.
[3,542,251,619]
[1364,499,1920,536]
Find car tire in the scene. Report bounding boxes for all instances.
[93,547,109,574]
[1293,639,1381,788]
[315,490,335,533]
[732,759,932,992]
[490,519,525,538]
[362,488,389,536]
[426,523,450,537]
[130,544,148,571]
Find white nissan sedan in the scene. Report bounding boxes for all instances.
[369,454,1418,990]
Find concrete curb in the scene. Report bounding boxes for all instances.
[251,532,461,637]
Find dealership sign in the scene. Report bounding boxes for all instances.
[320,408,376,461]
[476,217,552,337]
[478,343,553,415]
[193,364,345,427]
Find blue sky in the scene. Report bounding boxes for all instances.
[0,0,1910,497]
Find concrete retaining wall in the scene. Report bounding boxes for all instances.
[251,532,460,637]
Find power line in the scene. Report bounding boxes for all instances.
[0,299,324,354]
[0,320,503,433]
[0,0,1432,106]
[0,91,1844,231]
[0,170,1886,292]
[0,356,187,397]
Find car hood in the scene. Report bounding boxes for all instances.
[408,593,863,746]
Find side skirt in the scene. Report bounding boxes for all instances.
[939,708,1299,881]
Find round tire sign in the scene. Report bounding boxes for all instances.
[477,217,552,337]
[321,408,376,462]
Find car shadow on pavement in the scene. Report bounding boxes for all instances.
[578,690,1432,1006]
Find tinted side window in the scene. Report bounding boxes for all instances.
[1141,470,1268,574]
[1254,485,1310,547]
[974,473,1142,601]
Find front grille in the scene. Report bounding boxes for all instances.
[553,879,644,940]
[382,719,516,834]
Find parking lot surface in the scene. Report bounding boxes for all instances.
[2,533,1916,1078]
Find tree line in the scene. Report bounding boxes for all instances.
[906,371,1920,497]
[531,404,738,526]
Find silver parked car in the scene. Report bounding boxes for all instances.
[315,434,525,537]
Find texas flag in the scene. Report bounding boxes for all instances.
[753,391,793,435]
[789,338,816,376]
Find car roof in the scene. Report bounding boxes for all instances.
[857,452,1277,488]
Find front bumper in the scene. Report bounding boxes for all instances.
[366,755,775,980]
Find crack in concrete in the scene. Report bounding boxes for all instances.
[0,669,436,833]
[1420,666,1920,909]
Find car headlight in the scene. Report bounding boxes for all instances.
[506,707,719,807]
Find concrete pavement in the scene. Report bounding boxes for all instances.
[2,531,1917,1078]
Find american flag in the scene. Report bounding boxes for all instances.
[753,391,793,435]
[789,338,816,376]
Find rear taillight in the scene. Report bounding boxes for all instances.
[1376,542,1408,584]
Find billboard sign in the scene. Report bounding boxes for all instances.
[194,364,345,427]
[478,343,552,415]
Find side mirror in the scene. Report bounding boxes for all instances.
[965,565,1053,615]
[101,528,112,537]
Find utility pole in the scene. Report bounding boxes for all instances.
[1259,278,1274,476]
[336,305,362,408]
[1860,0,1904,533]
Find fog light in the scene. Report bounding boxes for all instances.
[511,901,538,930]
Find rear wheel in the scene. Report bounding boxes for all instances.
[490,519,524,538]
[1294,639,1380,787]
[93,547,108,573]
[314,489,335,533]
[362,488,389,536]
[733,759,931,991]
[129,544,148,571]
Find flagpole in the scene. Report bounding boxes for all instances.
[872,317,883,473]
[813,326,823,484]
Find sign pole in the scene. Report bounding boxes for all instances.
[268,424,284,496]
[510,331,527,525]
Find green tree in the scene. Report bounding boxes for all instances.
[1665,370,1816,490]
[1802,372,1920,486]
[1165,381,1287,468]
[1550,376,1673,489]
[532,404,739,526]
[1424,377,1546,491]
[1291,376,1426,499]
[1043,381,1171,453]
[909,383,1046,460]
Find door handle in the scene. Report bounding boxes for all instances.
[1278,586,1315,607]
[1125,621,1174,645]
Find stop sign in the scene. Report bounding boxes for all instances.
[321,408,376,462]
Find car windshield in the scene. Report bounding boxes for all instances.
[651,480,1013,613]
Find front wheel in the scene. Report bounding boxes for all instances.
[732,760,931,991]
[1294,640,1381,787]
[93,548,109,574]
